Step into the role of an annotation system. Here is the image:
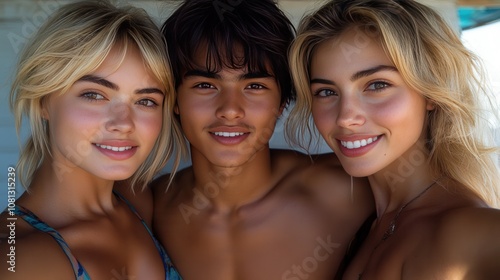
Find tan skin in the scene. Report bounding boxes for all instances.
[153,151,373,280]
[0,45,166,280]
[308,30,500,280]
[150,52,374,280]
[345,178,500,280]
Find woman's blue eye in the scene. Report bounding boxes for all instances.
[367,81,390,91]
[81,92,105,101]
[314,89,336,97]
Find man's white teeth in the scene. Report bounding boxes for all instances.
[214,132,245,137]
[341,136,378,149]
[95,144,132,152]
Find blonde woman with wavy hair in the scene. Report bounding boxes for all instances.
[0,1,185,279]
[286,0,500,278]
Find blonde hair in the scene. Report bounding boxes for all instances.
[286,0,500,206]
[10,0,187,191]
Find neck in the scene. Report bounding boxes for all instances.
[20,159,117,225]
[368,147,438,218]
[189,146,275,212]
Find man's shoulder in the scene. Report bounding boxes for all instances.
[269,149,343,170]
[151,166,194,205]
[270,148,310,163]
[286,151,348,183]
[298,161,372,212]
[269,149,356,190]
[270,150,373,214]
[152,166,193,191]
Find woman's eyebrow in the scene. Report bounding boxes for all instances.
[77,74,163,95]
[350,65,398,81]
[310,65,397,85]
[78,74,118,90]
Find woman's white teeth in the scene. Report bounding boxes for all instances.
[341,137,378,149]
[214,132,245,137]
[96,144,132,152]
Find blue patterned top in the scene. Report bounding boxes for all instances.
[13,191,182,280]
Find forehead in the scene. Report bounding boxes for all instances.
[186,41,273,76]
[311,28,391,76]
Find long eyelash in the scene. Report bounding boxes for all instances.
[313,88,335,97]
[138,99,159,108]
[312,88,323,96]
[194,82,213,89]
[248,84,264,89]
[80,92,104,102]
[368,80,392,92]
[148,100,159,106]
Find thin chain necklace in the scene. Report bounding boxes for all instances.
[357,179,439,280]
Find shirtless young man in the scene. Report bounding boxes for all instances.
[151,1,374,279]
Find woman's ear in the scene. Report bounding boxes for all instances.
[41,97,50,120]
[426,99,436,111]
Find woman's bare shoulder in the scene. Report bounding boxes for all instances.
[0,216,75,279]
[429,206,500,278]
[436,206,500,243]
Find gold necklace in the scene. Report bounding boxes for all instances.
[357,179,439,280]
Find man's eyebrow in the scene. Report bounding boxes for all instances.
[350,65,398,81]
[78,75,119,90]
[241,72,274,80]
[310,65,398,85]
[183,69,221,79]
[183,69,274,81]
[78,74,164,95]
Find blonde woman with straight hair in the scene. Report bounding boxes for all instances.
[0,1,185,279]
[287,0,500,279]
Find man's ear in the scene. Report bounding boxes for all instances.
[174,103,180,115]
[278,102,286,116]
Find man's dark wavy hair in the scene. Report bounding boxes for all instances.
[162,0,296,105]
